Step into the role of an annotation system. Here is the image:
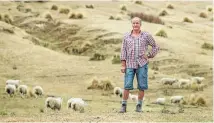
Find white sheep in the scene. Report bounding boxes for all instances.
[191,77,205,84]
[170,96,184,103]
[5,84,16,96]
[32,86,43,97]
[160,78,178,85]
[45,97,63,111]
[67,98,87,113]
[155,98,166,105]
[113,87,123,97]
[18,85,28,95]
[178,79,191,88]
[6,79,20,88]
[129,94,138,102]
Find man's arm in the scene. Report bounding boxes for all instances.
[120,37,127,69]
[147,33,160,58]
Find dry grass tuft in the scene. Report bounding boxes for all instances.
[155,29,167,38]
[199,12,208,18]
[167,4,174,9]
[112,54,120,64]
[87,77,114,91]
[201,42,213,50]
[85,4,94,9]
[183,17,193,23]
[59,8,70,14]
[51,5,58,10]
[159,9,168,16]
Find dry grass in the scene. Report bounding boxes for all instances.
[183,17,193,23]
[44,13,53,21]
[109,15,114,20]
[0,14,2,21]
[155,29,168,38]
[2,27,14,34]
[167,4,174,9]
[201,42,213,50]
[59,8,70,14]
[51,5,58,10]
[3,14,13,24]
[159,9,168,16]
[199,12,208,18]
[87,77,114,91]
[129,12,164,25]
[69,12,83,19]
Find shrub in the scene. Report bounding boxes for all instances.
[76,13,83,19]
[167,4,174,9]
[51,5,58,10]
[159,9,168,16]
[89,53,106,61]
[3,14,13,24]
[59,8,70,14]
[129,12,164,25]
[206,6,212,12]
[120,5,127,11]
[45,13,53,21]
[85,4,94,9]
[135,1,142,5]
[199,12,207,18]
[109,15,114,20]
[155,29,167,38]
[201,42,213,50]
[112,54,121,64]
[183,17,193,23]
[69,13,76,19]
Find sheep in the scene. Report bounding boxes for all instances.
[178,79,191,88]
[154,98,166,105]
[160,78,178,85]
[67,98,87,113]
[113,87,123,97]
[32,86,43,97]
[129,94,138,102]
[191,77,205,84]
[18,85,28,95]
[45,97,63,111]
[5,84,16,96]
[170,96,184,103]
[6,79,20,88]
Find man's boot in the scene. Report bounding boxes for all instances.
[119,104,126,113]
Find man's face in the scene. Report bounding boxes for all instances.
[132,18,141,31]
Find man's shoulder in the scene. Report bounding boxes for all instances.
[141,31,151,36]
[123,32,131,38]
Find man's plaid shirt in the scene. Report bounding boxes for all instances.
[120,31,160,69]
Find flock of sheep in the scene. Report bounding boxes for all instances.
[113,76,207,106]
[5,79,87,113]
[4,76,207,113]
[159,76,206,90]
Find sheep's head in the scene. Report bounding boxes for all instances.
[115,89,120,96]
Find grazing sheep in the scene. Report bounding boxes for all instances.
[160,78,178,85]
[6,79,20,88]
[67,98,87,113]
[129,94,138,102]
[5,84,16,96]
[18,85,28,95]
[178,79,191,88]
[113,87,123,97]
[170,96,184,103]
[191,77,205,84]
[45,97,63,111]
[154,98,166,105]
[32,86,43,97]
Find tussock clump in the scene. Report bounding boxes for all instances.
[129,12,164,25]
[159,9,168,16]
[120,5,127,11]
[85,4,94,9]
[155,29,167,38]
[112,54,121,64]
[3,28,14,34]
[183,17,193,23]
[109,15,114,20]
[89,53,106,61]
[3,14,13,24]
[206,6,212,12]
[59,8,70,14]
[0,14,2,21]
[188,94,207,106]
[199,12,208,18]
[51,5,58,10]
[87,77,114,91]
[81,41,92,52]
[45,13,53,21]
[167,4,174,9]
[69,13,83,19]
[201,42,213,50]
[135,1,142,5]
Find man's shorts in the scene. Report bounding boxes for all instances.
[124,63,148,90]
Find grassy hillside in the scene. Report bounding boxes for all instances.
[0,1,213,122]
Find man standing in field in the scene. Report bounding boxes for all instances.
[120,17,160,113]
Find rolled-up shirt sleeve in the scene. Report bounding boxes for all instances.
[147,33,160,58]
[120,37,127,61]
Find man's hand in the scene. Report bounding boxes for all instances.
[143,54,149,61]
[121,66,126,73]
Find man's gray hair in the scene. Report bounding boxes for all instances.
[131,17,142,25]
